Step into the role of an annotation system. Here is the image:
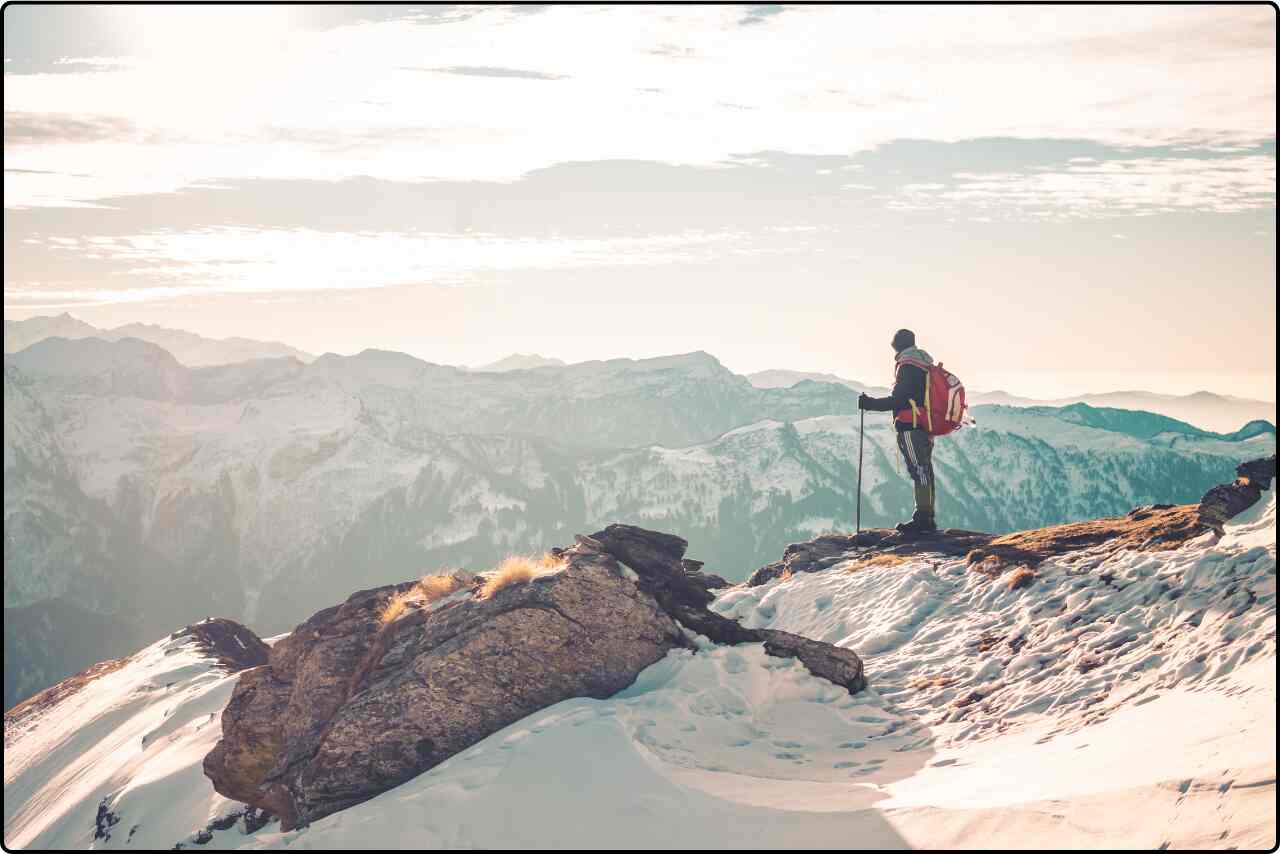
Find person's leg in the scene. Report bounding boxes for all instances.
[896,429,937,532]
[914,432,936,527]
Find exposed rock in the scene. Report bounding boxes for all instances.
[585,525,865,688]
[681,558,730,591]
[171,618,270,671]
[964,505,1207,571]
[205,525,866,831]
[202,665,292,808]
[93,798,121,841]
[1198,455,1275,531]
[1237,454,1276,490]
[757,630,864,693]
[747,528,994,586]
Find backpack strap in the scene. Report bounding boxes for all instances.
[895,356,931,375]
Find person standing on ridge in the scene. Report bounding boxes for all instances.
[857,328,940,534]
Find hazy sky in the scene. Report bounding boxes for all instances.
[4,4,1276,399]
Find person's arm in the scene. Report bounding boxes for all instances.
[859,364,924,412]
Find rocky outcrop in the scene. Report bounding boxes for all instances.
[204,526,865,830]
[747,454,1277,585]
[171,618,270,671]
[747,529,995,586]
[1198,454,1276,530]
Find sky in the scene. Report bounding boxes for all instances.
[3,3,1276,400]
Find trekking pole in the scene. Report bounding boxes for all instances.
[855,408,864,540]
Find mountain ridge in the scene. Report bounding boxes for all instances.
[4,313,314,367]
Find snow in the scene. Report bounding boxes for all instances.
[5,494,1275,850]
[3,635,243,850]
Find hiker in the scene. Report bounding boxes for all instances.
[857,328,942,534]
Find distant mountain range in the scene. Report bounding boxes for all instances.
[4,313,314,367]
[748,369,1276,435]
[472,353,568,372]
[5,333,1274,709]
[7,315,1272,433]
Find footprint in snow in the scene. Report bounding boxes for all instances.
[837,740,867,750]
[814,594,834,612]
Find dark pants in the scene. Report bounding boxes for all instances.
[896,428,935,518]
[896,428,934,488]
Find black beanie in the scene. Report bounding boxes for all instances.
[891,329,915,352]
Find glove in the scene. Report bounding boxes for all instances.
[857,392,870,411]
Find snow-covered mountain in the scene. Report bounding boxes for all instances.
[4,337,1273,710]
[471,353,567,372]
[748,369,1277,435]
[3,314,314,367]
[747,368,887,395]
[4,485,1273,849]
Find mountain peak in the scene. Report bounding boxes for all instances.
[473,353,568,372]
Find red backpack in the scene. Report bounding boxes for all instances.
[894,358,967,436]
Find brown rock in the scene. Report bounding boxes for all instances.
[202,665,291,805]
[747,528,994,587]
[1197,454,1274,531]
[172,618,269,671]
[206,546,688,829]
[204,525,868,831]
[758,630,864,693]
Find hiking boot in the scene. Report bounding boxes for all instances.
[895,512,938,536]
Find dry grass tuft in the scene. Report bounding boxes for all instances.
[1006,566,1036,591]
[968,555,1008,579]
[379,594,411,625]
[419,572,473,602]
[909,674,956,690]
[846,553,912,573]
[477,554,565,600]
[380,570,477,624]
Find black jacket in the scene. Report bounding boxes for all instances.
[863,361,927,431]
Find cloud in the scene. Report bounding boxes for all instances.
[3,112,166,146]
[5,226,789,307]
[887,154,1276,218]
[406,65,569,80]
[1,5,1273,208]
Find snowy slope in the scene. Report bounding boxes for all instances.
[3,634,249,850]
[6,494,1272,850]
